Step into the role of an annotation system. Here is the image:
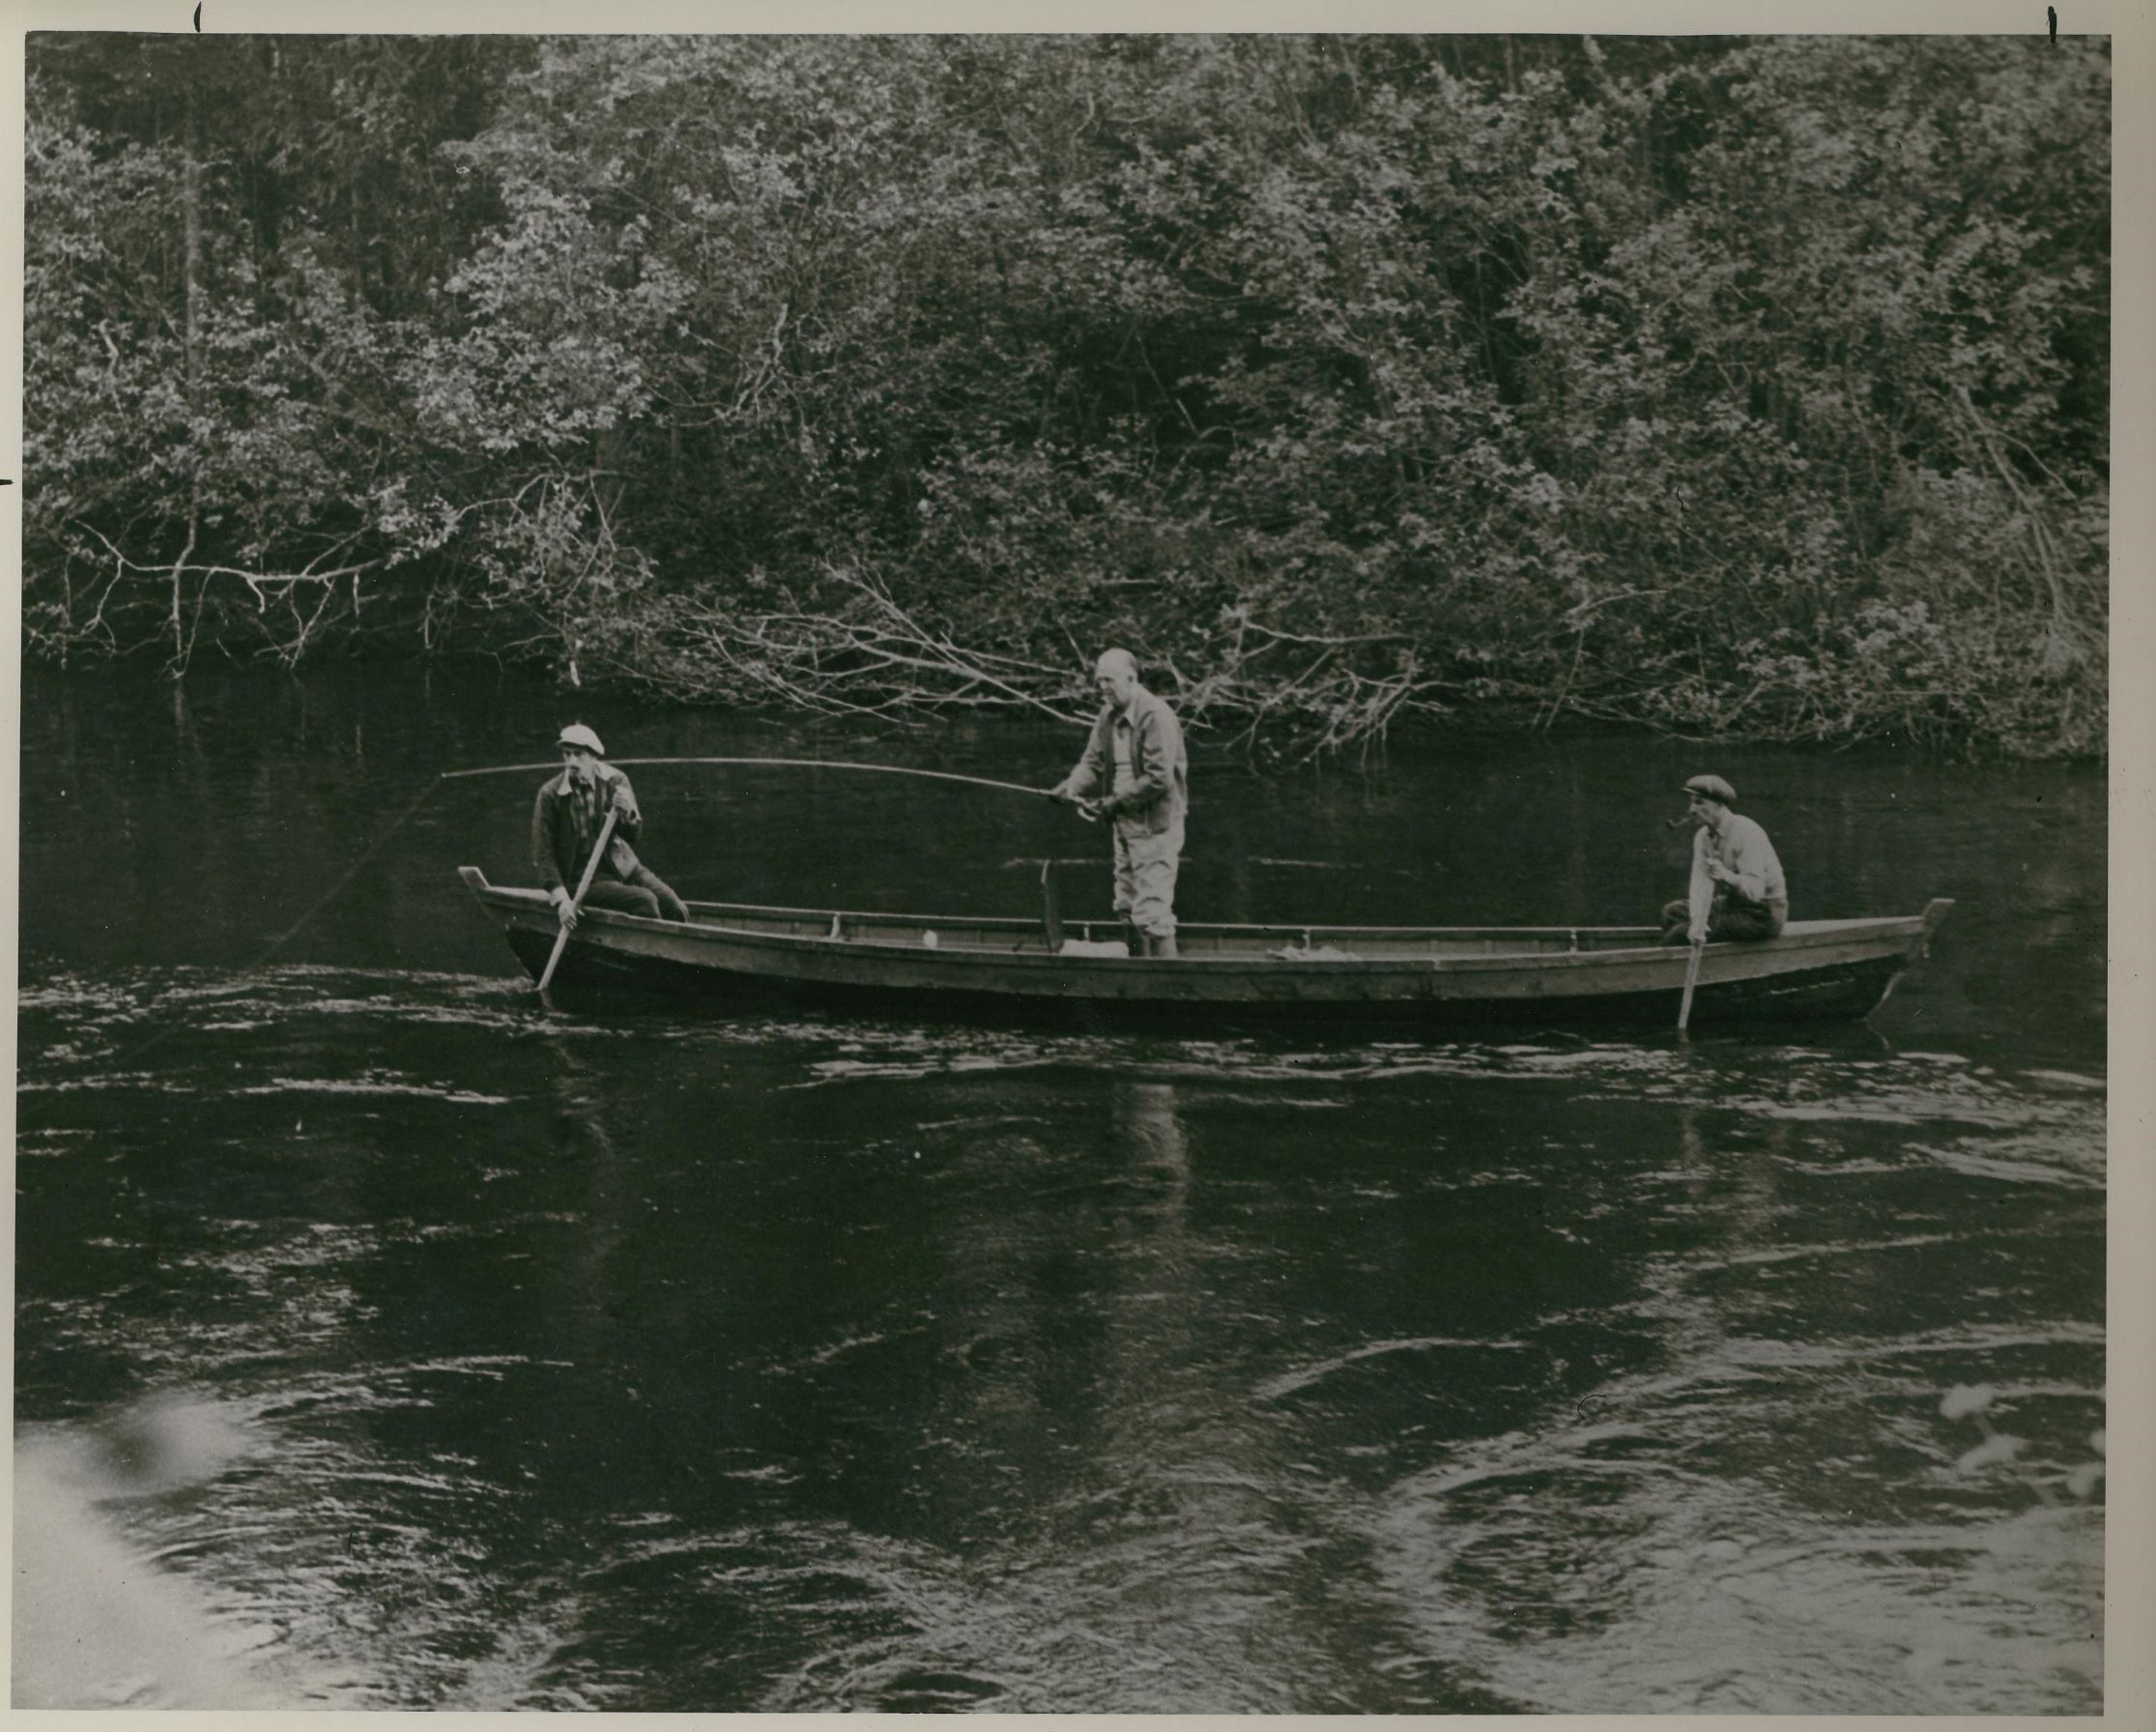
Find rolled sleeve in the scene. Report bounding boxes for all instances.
[1687,831,1715,929]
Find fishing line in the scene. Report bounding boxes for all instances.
[245,774,450,973]
[89,755,1063,1070]
[100,772,448,1070]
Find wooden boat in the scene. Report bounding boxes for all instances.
[457,866,1952,1028]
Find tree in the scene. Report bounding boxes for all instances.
[21,34,2110,757]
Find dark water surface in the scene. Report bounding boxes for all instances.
[14,663,2106,1712]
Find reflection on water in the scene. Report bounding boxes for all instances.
[14,665,2106,1712]
[14,963,2105,1712]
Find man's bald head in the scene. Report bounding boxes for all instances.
[1092,648,1139,707]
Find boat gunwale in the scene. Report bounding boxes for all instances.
[456,867,1936,975]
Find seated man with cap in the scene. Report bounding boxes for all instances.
[532,723,690,927]
[1661,773,1788,945]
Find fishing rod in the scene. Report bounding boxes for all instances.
[442,755,1071,804]
[105,757,1075,1063]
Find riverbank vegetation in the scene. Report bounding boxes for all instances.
[23,34,2109,757]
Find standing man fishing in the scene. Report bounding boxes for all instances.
[1051,648,1189,958]
[533,723,691,927]
[1661,773,1788,944]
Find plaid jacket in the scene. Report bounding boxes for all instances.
[532,764,646,892]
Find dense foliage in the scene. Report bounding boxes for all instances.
[23,34,2109,755]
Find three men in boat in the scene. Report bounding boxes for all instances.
[1052,648,1189,959]
[1661,773,1788,944]
[533,723,690,927]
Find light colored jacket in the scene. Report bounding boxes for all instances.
[1691,812,1788,919]
[1057,685,1188,837]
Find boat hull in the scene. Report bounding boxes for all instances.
[460,869,1950,1030]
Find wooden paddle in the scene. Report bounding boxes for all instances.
[1677,845,1717,1033]
[1039,860,1065,952]
[1677,937,1705,1033]
[537,805,618,995]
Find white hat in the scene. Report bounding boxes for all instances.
[557,722,606,756]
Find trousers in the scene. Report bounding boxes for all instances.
[1111,823,1183,938]
[1660,894,1781,945]
[583,865,690,922]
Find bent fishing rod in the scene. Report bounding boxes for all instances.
[442,755,1073,804]
[108,755,1083,1063]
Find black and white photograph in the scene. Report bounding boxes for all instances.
[5,1,2142,1716]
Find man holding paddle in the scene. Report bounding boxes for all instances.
[1051,648,1189,959]
[1661,773,1788,945]
[532,723,690,928]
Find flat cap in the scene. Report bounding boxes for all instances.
[1682,773,1737,803]
[557,722,606,756]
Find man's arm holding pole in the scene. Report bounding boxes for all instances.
[1686,829,1715,943]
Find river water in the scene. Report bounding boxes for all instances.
[12,662,2106,1713]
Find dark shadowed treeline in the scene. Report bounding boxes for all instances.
[23,34,2108,756]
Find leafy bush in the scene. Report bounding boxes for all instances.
[21,35,2109,757]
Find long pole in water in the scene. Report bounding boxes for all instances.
[1677,938,1705,1034]
[536,806,618,995]
[444,756,1066,804]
